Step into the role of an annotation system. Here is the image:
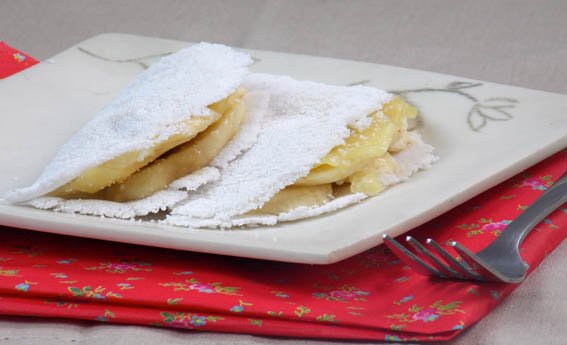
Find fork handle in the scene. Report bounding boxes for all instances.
[490,171,567,251]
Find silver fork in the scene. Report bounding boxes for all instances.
[383,171,567,283]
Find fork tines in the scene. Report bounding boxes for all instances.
[382,234,484,281]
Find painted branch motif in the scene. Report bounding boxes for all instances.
[77,46,174,70]
[77,47,518,132]
[350,80,518,132]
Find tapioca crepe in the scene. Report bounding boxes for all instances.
[4,43,437,226]
[25,92,269,219]
[4,43,270,218]
[165,73,438,228]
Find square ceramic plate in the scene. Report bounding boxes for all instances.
[0,33,565,264]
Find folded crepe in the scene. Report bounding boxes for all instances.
[166,73,438,228]
[5,43,437,226]
[4,43,269,218]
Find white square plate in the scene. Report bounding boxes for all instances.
[0,33,565,264]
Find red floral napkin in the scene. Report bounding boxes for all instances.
[0,42,565,342]
[0,42,38,78]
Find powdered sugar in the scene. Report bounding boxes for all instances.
[380,131,439,187]
[25,130,434,223]
[27,190,187,219]
[169,167,221,191]
[165,131,437,228]
[17,90,270,219]
[5,42,252,203]
[277,193,367,222]
[210,91,269,168]
[270,132,438,225]
[168,73,391,223]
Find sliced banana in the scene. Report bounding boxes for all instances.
[295,114,396,186]
[99,91,246,202]
[51,89,245,200]
[348,153,398,196]
[383,97,417,152]
[253,184,334,215]
[50,114,221,197]
[281,97,417,211]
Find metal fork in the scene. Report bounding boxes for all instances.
[383,171,567,283]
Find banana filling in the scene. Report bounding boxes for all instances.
[256,97,416,215]
[50,89,247,202]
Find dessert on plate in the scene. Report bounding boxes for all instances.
[4,43,437,227]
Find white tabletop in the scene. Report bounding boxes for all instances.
[1,1,566,344]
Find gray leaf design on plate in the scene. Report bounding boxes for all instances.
[77,47,174,70]
[468,106,488,131]
[447,81,483,90]
[384,81,518,132]
[484,97,519,104]
[475,104,513,121]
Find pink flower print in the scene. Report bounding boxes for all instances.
[168,319,193,329]
[329,290,359,300]
[520,178,548,191]
[314,287,369,302]
[57,258,76,264]
[161,312,221,328]
[412,308,439,322]
[164,316,207,329]
[88,260,151,274]
[107,263,138,271]
[482,220,511,232]
[166,317,207,329]
[189,283,216,293]
[13,52,26,62]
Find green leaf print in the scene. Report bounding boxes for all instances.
[294,306,311,318]
[167,298,183,305]
[316,314,336,322]
[160,312,175,323]
[207,316,225,322]
[267,311,283,317]
[408,304,421,313]
[104,309,116,318]
[67,287,84,297]
[466,229,484,237]
[438,301,462,311]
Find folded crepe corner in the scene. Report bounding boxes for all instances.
[23,91,270,219]
[164,73,438,229]
[4,43,270,218]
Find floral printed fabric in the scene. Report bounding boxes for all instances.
[0,42,38,78]
[0,42,565,342]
